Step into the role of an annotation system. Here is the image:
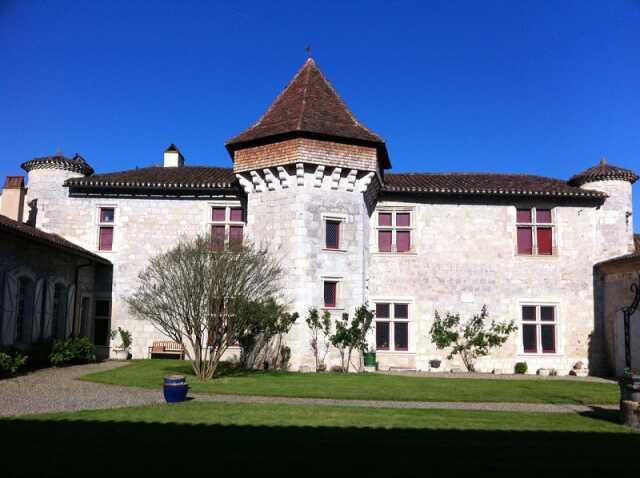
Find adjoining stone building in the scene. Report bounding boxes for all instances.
[1,59,637,375]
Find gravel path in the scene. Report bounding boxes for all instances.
[0,362,162,417]
[0,362,618,417]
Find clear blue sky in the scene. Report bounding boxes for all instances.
[1,0,638,231]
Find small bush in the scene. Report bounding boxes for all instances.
[50,338,96,367]
[0,349,28,378]
[514,362,528,374]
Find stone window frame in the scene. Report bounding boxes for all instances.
[321,213,348,252]
[95,204,118,253]
[206,200,245,252]
[514,205,557,257]
[374,207,415,254]
[321,276,343,311]
[517,300,564,357]
[370,297,415,354]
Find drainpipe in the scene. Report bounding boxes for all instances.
[73,261,93,337]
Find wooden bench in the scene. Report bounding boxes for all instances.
[148,341,185,359]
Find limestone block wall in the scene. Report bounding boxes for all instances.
[241,164,372,370]
[22,173,244,358]
[369,196,604,375]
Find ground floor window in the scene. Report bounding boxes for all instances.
[521,304,557,354]
[375,302,410,351]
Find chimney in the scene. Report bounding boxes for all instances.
[164,144,184,168]
[0,176,26,221]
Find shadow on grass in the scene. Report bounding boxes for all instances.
[1,417,638,475]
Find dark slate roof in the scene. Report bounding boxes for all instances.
[569,159,638,186]
[0,215,110,264]
[383,172,607,198]
[21,154,94,176]
[64,166,238,191]
[226,58,390,168]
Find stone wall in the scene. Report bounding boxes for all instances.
[368,195,610,374]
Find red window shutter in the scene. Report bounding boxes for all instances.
[516,209,532,223]
[375,303,390,319]
[537,227,552,255]
[325,221,340,249]
[229,226,243,251]
[212,208,226,222]
[517,227,532,255]
[376,321,390,350]
[99,227,113,251]
[323,281,337,308]
[536,209,552,224]
[396,231,411,252]
[396,213,410,227]
[211,225,225,251]
[230,208,243,222]
[378,212,392,227]
[378,230,392,252]
[394,322,409,351]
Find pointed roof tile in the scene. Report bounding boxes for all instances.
[226,59,390,167]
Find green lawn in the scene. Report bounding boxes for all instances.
[82,359,620,404]
[2,402,637,475]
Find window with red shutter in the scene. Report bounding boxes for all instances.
[98,227,113,251]
[516,207,554,256]
[210,205,245,251]
[376,210,413,253]
[229,226,243,251]
[378,230,392,252]
[211,225,225,251]
[212,208,226,222]
[230,208,243,222]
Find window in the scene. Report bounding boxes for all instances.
[210,206,245,251]
[323,281,338,308]
[521,304,557,354]
[325,219,341,250]
[94,300,111,346]
[52,284,67,340]
[516,208,554,255]
[375,302,410,351]
[15,277,33,343]
[98,207,115,251]
[376,210,412,253]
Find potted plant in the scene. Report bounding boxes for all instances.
[110,327,132,360]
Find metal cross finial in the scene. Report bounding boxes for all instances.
[304,44,312,57]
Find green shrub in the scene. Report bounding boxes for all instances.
[514,362,528,374]
[50,338,96,367]
[0,349,28,377]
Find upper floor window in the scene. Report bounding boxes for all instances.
[377,210,412,253]
[98,207,115,251]
[521,304,557,354]
[211,206,244,252]
[325,219,341,250]
[516,207,554,256]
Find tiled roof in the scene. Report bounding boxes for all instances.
[21,154,94,176]
[569,159,638,186]
[0,215,109,264]
[383,172,607,198]
[64,166,238,191]
[226,58,390,167]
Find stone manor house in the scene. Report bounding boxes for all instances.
[1,59,638,376]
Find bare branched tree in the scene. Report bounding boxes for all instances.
[126,234,283,380]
